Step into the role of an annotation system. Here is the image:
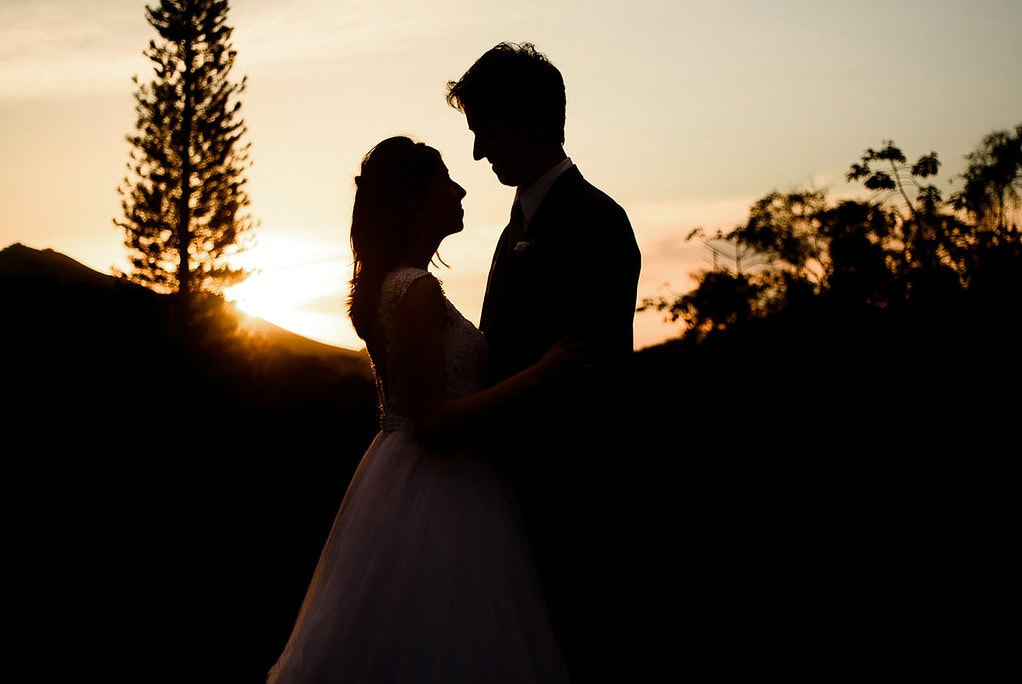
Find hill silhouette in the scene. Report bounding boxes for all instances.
[2,241,376,432]
[2,242,381,681]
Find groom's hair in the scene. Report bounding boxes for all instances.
[446,42,566,145]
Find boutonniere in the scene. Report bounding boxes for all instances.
[513,240,532,256]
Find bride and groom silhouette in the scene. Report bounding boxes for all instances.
[267,42,641,683]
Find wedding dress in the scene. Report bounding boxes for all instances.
[267,268,569,683]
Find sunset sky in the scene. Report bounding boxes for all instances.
[2,0,1019,351]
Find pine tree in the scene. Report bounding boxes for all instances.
[116,0,254,301]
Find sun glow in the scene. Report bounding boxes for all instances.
[224,233,364,350]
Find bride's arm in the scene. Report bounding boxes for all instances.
[394,275,581,448]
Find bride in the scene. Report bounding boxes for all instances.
[267,136,582,683]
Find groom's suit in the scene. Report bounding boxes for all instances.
[481,164,639,382]
[480,163,640,683]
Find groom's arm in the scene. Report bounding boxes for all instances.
[558,190,641,361]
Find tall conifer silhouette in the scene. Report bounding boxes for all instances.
[116,0,254,301]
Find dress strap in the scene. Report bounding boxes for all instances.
[381,414,415,433]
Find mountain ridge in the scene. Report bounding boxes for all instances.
[0,241,371,367]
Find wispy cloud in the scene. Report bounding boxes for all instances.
[0,1,147,98]
[0,0,563,98]
[231,0,564,65]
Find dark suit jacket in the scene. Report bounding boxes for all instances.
[482,171,639,511]
[479,164,640,678]
[481,165,640,390]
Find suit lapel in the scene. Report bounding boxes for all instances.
[481,203,519,332]
[521,165,581,244]
[481,167,584,334]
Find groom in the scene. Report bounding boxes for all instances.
[447,42,641,683]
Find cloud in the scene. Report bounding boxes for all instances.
[230,0,564,67]
[0,0,565,99]
[0,1,145,98]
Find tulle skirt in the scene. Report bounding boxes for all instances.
[267,429,570,683]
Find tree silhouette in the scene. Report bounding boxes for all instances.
[115,0,254,305]
[950,123,1022,232]
[949,123,1022,309]
[641,124,1022,343]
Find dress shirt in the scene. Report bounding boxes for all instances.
[514,157,575,231]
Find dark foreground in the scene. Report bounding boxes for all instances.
[3,242,1014,681]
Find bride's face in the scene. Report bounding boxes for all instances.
[418,161,467,241]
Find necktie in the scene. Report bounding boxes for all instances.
[506,201,525,254]
[482,201,523,329]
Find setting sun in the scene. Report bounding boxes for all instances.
[225,231,364,350]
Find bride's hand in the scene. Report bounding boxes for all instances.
[537,335,596,376]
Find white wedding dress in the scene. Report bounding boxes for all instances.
[267,268,569,683]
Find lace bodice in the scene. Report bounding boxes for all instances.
[374,268,488,431]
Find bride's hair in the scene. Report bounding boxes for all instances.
[348,135,443,342]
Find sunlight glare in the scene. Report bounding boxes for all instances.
[225,232,362,349]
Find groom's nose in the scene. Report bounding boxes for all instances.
[472,136,486,161]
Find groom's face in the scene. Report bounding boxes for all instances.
[465,109,536,188]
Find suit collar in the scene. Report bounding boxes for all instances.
[516,157,575,223]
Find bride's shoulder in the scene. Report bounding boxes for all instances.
[383,267,437,294]
[381,268,443,310]
[378,269,445,340]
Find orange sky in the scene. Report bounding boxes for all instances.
[2,0,1020,350]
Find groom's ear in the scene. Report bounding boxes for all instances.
[517,102,546,133]
[515,103,560,148]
